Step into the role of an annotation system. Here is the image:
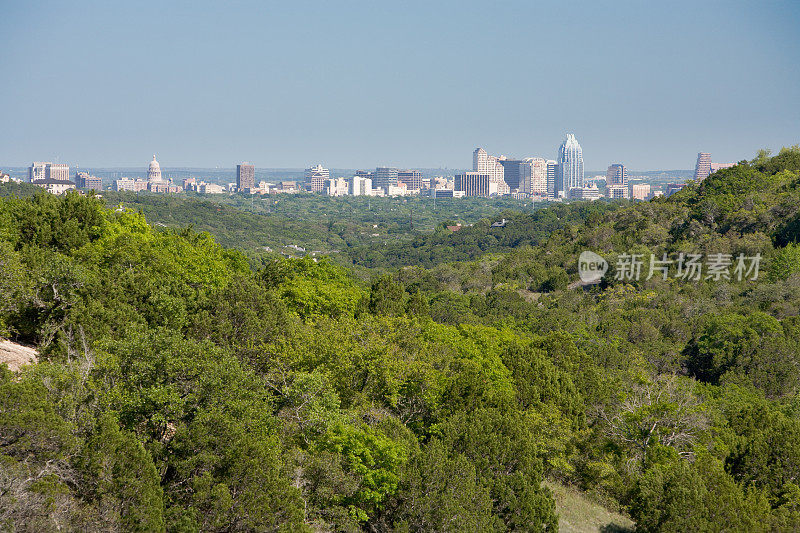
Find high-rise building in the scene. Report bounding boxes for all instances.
[606,164,627,186]
[236,162,255,190]
[606,163,629,199]
[46,163,70,181]
[557,134,584,196]
[28,162,48,182]
[520,158,547,196]
[694,152,712,181]
[546,160,558,199]
[29,162,70,182]
[455,172,491,197]
[499,159,523,190]
[324,177,349,196]
[397,170,422,191]
[148,155,163,182]
[350,176,373,196]
[305,164,329,192]
[374,167,399,191]
[473,148,508,194]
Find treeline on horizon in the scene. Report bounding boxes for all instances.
[1,146,800,531]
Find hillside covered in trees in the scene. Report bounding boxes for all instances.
[2,147,800,532]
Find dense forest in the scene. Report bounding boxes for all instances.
[2,147,800,532]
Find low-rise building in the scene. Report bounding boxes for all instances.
[630,183,651,201]
[665,183,685,197]
[32,178,76,195]
[569,183,601,201]
[606,184,629,199]
[198,182,225,194]
[75,172,103,190]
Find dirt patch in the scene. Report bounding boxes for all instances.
[0,339,38,372]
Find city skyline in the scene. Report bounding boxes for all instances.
[1,1,797,169]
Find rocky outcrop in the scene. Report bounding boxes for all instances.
[0,339,38,372]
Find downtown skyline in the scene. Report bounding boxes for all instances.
[1,1,798,169]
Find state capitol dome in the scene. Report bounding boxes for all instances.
[147,154,163,182]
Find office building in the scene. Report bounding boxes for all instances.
[113,178,136,192]
[397,170,423,191]
[455,172,491,197]
[305,164,329,193]
[29,162,69,182]
[606,185,628,199]
[46,164,70,180]
[237,162,255,190]
[432,189,465,198]
[666,183,686,196]
[373,167,399,191]
[693,152,712,181]
[499,159,523,190]
[324,177,349,196]
[557,134,584,196]
[631,183,651,201]
[350,176,373,196]
[569,183,600,201]
[29,162,47,182]
[75,171,102,190]
[473,148,508,194]
[546,160,558,198]
[520,158,547,196]
[606,164,627,187]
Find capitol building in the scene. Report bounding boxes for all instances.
[148,154,163,183]
[145,154,179,193]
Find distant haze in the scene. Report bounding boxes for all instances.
[1,1,797,170]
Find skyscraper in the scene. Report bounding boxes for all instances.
[520,158,547,196]
[473,148,508,195]
[606,164,627,186]
[236,162,255,190]
[455,172,491,197]
[28,162,47,182]
[499,159,523,190]
[546,160,558,199]
[373,167,399,191]
[694,153,712,181]
[397,170,422,191]
[305,164,329,192]
[557,134,584,196]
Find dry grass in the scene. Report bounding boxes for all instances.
[546,481,635,533]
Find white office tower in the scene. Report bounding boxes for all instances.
[521,158,547,196]
[557,134,584,196]
[350,176,373,196]
[324,177,349,196]
[29,162,70,182]
[473,148,509,195]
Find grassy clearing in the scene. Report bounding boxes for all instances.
[546,481,635,533]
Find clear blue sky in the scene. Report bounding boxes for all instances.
[1,0,798,170]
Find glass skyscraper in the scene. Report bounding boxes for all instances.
[557,133,584,196]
